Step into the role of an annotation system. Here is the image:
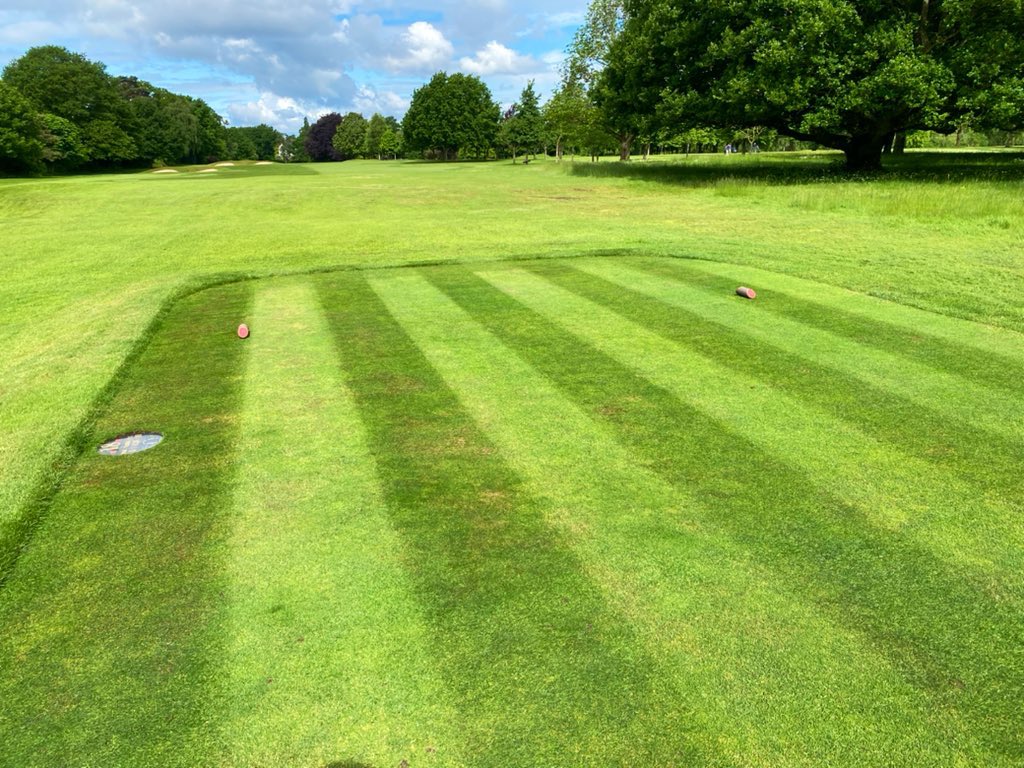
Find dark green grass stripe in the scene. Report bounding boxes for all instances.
[531,260,1023,508]
[641,257,1024,395]
[434,265,1024,760]
[0,272,251,588]
[316,272,716,768]
[0,282,252,768]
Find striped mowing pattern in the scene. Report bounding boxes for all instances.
[1,257,1021,767]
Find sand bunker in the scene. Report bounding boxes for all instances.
[198,168,219,173]
[152,169,179,174]
[255,161,273,165]
[215,161,235,167]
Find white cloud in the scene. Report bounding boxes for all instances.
[353,84,408,115]
[227,91,308,131]
[385,21,453,72]
[0,0,587,128]
[459,41,535,76]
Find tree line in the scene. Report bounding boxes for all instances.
[0,46,298,174]
[7,0,1023,178]
[577,0,1024,170]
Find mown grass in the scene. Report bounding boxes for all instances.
[2,153,1023,558]
[1,153,1024,766]
[2,253,1022,766]
[0,281,252,766]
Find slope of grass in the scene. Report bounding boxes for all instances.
[2,255,1022,766]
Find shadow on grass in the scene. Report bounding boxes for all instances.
[567,151,1024,187]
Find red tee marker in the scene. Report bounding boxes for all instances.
[736,286,757,299]
[238,323,250,338]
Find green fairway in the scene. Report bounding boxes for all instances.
[1,156,1024,766]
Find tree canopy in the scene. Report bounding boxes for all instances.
[0,81,44,174]
[0,46,238,172]
[402,72,500,160]
[499,80,543,162]
[601,0,1024,169]
[332,112,368,160]
[305,113,343,161]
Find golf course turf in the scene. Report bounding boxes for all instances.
[1,156,1023,766]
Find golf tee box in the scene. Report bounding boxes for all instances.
[736,286,757,299]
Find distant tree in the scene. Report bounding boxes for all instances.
[291,117,312,162]
[0,81,44,174]
[564,0,634,160]
[305,113,343,161]
[126,86,197,165]
[364,113,388,159]
[225,127,258,160]
[244,124,282,161]
[189,98,227,162]
[498,103,520,161]
[500,80,543,162]
[332,112,368,160]
[38,113,88,169]
[543,80,594,160]
[379,124,403,159]
[3,45,137,165]
[403,72,500,160]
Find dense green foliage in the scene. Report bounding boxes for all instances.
[498,80,543,162]
[0,81,44,173]
[402,72,500,160]
[331,111,369,160]
[224,124,282,161]
[600,0,1024,169]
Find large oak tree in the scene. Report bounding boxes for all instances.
[402,72,499,160]
[600,0,1024,169]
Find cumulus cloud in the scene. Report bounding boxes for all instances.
[353,84,408,115]
[0,0,584,129]
[227,92,310,131]
[385,21,453,72]
[459,41,535,76]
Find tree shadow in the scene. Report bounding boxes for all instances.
[565,150,1024,187]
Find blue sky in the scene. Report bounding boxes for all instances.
[0,0,587,133]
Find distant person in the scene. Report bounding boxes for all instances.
[751,141,760,153]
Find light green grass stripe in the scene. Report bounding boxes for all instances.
[222,279,456,768]
[577,259,1022,443]
[680,258,1024,364]
[371,270,977,767]
[478,267,1024,586]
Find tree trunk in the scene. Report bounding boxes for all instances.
[893,132,907,155]
[556,137,563,162]
[618,134,632,161]
[843,135,885,171]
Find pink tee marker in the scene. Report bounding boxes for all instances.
[238,323,250,339]
[736,286,757,299]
